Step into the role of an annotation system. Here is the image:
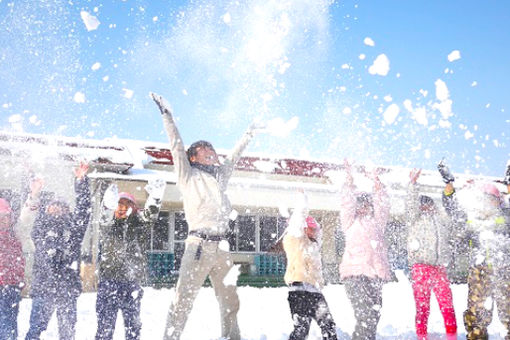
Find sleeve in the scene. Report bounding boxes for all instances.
[218,126,255,187]
[139,193,162,224]
[70,177,92,247]
[286,192,308,237]
[13,193,40,253]
[373,181,390,227]
[159,100,192,186]
[405,182,420,225]
[339,183,357,232]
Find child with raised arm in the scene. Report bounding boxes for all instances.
[283,192,337,340]
[152,93,262,340]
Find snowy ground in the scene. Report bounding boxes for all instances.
[17,272,507,340]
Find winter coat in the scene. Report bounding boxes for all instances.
[283,234,324,290]
[405,183,453,267]
[443,187,510,269]
[338,182,391,281]
[161,108,254,236]
[0,194,40,286]
[30,178,91,298]
[98,193,160,284]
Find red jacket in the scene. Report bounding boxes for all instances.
[0,230,25,286]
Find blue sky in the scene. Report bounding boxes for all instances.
[1,0,509,177]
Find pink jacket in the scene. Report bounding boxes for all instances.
[338,183,391,281]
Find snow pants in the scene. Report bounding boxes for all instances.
[25,293,78,340]
[95,280,143,340]
[411,264,457,336]
[464,265,510,340]
[287,290,337,340]
[344,275,383,340]
[0,285,21,340]
[163,236,240,340]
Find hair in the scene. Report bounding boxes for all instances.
[186,140,214,162]
[355,192,374,217]
[419,195,435,207]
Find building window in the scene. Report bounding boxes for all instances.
[229,215,256,252]
[259,216,287,252]
[151,211,170,251]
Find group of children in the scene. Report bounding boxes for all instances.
[0,92,509,340]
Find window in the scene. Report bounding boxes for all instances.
[173,212,189,271]
[259,216,287,252]
[151,212,170,251]
[229,215,256,252]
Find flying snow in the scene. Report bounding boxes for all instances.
[91,62,101,71]
[363,37,375,46]
[122,88,134,99]
[383,103,400,125]
[447,50,461,62]
[368,54,390,76]
[73,92,86,103]
[80,11,101,31]
[264,116,299,137]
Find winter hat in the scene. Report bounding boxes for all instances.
[419,195,435,207]
[305,216,320,231]
[481,183,501,199]
[0,198,12,215]
[118,192,137,207]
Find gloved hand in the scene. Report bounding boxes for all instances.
[503,162,510,185]
[103,184,119,210]
[438,159,455,183]
[145,178,166,201]
[150,92,172,116]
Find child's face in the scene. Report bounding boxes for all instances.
[190,146,219,166]
[115,198,135,219]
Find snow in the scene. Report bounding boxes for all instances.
[369,54,390,76]
[80,11,101,31]
[447,50,461,62]
[15,278,508,339]
[73,92,86,103]
[383,103,400,125]
[364,37,375,47]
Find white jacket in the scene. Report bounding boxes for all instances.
[161,102,254,235]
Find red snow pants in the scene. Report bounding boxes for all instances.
[411,263,457,336]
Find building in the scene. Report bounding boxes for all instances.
[0,131,506,290]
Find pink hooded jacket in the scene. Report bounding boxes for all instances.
[338,182,391,281]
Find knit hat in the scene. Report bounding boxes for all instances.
[118,192,137,207]
[481,183,501,199]
[305,216,320,231]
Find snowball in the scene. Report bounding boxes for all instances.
[447,50,461,62]
[73,92,86,103]
[222,12,232,24]
[359,54,366,60]
[383,95,392,102]
[122,88,134,99]
[80,11,101,31]
[464,130,474,140]
[223,264,240,286]
[342,107,352,115]
[91,62,101,71]
[364,37,375,47]
[29,115,41,126]
[383,103,400,124]
[368,54,390,76]
[229,209,239,221]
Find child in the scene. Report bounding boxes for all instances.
[406,168,457,339]
[283,192,337,340]
[338,160,391,340]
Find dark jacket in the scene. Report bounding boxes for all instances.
[442,187,509,269]
[98,197,159,284]
[30,178,91,298]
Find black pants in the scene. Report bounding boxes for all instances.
[287,290,337,340]
[344,276,383,340]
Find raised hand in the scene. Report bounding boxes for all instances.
[29,177,44,198]
[73,162,89,180]
[409,168,422,184]
[438,159,455,183]
[103,184,120,210]
[145,177,166,200]
[150,92,172,115]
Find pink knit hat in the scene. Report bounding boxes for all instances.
[118,192,137,208]
[305,216,320,230]
[481,183,501,199]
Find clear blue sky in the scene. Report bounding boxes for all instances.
[1,0,509,177]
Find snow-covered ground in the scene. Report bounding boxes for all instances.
[17,272,507,339]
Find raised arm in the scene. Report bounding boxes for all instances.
[151,93,192,184]
[339,160,357,231]
[14,177,43,253]
[71,163,92,242]
[371,170,390,224]
[140,177,166,223]
[405,169,422,224]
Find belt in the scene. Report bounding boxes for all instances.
[189,231,226,242]
[289,282,303,287]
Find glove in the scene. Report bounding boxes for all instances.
[150,92,172,116]
[438,159,455,183]
[103,184,119,210]
[504,163,510,185]
[145,178,166,201]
